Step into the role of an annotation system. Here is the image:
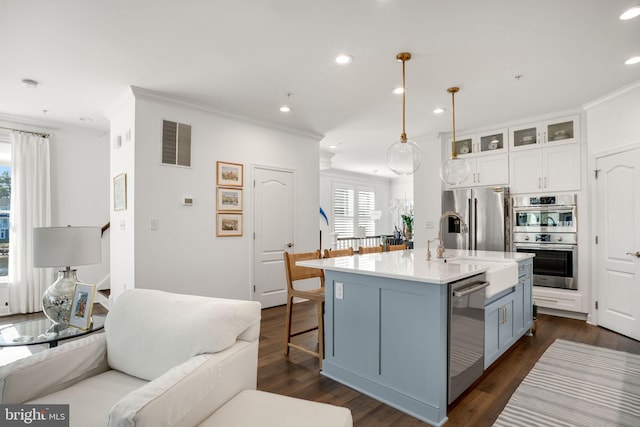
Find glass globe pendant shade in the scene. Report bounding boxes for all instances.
[387,138,422,175]
[440,156,471,185]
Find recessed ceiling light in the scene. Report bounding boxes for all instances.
[21,78,39,88]
[392,87,404,95]
[335,54,353,65]
[625,56,640,65]
[620,6,640,20]
[279,105,291,113]
[328,144,338,150]
[79,116,94,122]
[433,107,446,114]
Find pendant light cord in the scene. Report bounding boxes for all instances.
[397,53,411,143]
[448,87,460,159]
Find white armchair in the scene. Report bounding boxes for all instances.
[0,289,262,427]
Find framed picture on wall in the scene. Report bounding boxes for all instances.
[216,161,243,187]
[217,213,243,237]
[113,173,127,211]
[217,187,243,211]
[69,283,96,330]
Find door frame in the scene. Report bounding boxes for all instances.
[251,163,297,305]
[589,141,640,327]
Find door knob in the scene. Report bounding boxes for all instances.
[286,242,294,248]
[627,251,640,258]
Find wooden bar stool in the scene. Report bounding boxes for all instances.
[386,243,407,251]
[283,250,325,367]
[358,245,383,254]
[323,247,354,258]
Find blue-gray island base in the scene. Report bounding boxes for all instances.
[299,250,534,426]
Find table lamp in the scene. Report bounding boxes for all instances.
[33,226,101,329]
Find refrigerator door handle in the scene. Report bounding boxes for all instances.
[468,198,473,250]
[473,198,478,251]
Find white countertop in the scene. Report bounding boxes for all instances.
[297,248,533,285]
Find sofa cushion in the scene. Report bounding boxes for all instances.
[199,390,353,427]
[28,370,147,427]
[105,289,261,381]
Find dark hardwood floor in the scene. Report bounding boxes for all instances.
[2,302,638,426]
[258,301,640,427]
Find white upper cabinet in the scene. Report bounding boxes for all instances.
[451,128,508,157]
[447,153,510,189]
[445,128,509,188]
[509,144,581,193]
[442,116,582,192]
[509,115,580,151]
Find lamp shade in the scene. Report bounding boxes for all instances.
[33,226,102,268]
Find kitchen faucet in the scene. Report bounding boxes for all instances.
[427,211,469,260]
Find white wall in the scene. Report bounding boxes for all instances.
[107,94,137,301]
[49,126,110,288]
[585,81,640,154]
[413,134,444,250]
[109,89,320,301]
[584,80,640,322]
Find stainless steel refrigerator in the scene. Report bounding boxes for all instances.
[442,187,510,252]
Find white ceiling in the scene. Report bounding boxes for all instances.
[1,0,639,178]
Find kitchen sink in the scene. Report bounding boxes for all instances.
[431,257,519,298]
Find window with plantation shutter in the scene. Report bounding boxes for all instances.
[162,120,191,166]
[358,190,376,236]
[333,187,354,238]
[332,185,376,237]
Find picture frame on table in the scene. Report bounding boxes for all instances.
[217,187,243,211]
[217,213,243,237]
[216,161,243,187]
[69,283,96,330]
[113,173,127,211]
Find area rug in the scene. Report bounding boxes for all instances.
[493,339,640,427]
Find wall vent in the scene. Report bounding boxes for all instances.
[162,120,191,166]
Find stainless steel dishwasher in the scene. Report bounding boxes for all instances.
[448,274,489,404]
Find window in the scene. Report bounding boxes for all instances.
[332,184,376,237]
[0,141,10,278]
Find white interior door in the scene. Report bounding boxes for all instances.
[595,146,640,340]
[253,166,294,308]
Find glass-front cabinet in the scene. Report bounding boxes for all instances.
[450,128,508,157]
[509,115,580,151]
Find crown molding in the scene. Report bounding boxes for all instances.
[583,79,640,111]
[129,86,324,141]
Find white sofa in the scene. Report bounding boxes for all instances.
[0,289,262,427]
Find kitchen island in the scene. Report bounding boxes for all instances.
[298,248,534,427]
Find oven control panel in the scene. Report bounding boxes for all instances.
[513,232,577,245]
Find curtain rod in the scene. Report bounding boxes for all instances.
[0,125,50,139]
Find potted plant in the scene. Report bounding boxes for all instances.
[401,213,413,241]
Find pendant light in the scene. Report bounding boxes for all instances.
[386,52,422,175]
[440,87,471,185]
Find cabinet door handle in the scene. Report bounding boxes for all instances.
[538,177,542,189]
[544,177,548,188]
[477,172,480,183]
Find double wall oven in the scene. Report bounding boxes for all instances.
[512,194,577,290]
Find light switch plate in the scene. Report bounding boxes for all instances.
[335,282,344,300]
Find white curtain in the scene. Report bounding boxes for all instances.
[8,132,52,314]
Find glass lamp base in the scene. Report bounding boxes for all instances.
[42,269,77,328]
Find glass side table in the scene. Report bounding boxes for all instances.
[0,314,106,348]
